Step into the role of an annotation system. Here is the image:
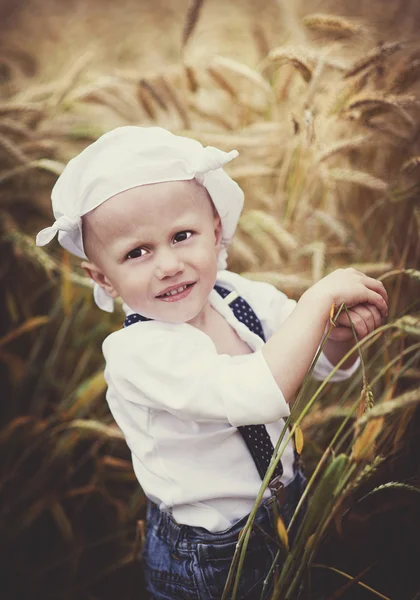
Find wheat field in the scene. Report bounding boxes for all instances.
[1,0,420,598]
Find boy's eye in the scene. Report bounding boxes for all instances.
[126,247,147,260]
[173,231,193,243]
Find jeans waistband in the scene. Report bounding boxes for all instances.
[147,468,305,549]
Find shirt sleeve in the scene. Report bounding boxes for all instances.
[217,271,360,382]
[103,323,290,427]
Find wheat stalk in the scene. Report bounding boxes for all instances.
[390,58,420,93]
[302,13,366,37]
[158,76,190,128]
[317,135,372,162]
[182,0,205,49]
[228,236,259,270]
[241,271,312,294]
[262,48,313,82]
[238,214,281,265]
[313,210,349,242]
[400,156,420,174]
[345,41,404,78]
[327,168,388,192]
[343,93,417,127]
[245,209,298,252]
[210,56,272,96]
[184,64,199,93]
[0,133,29,165]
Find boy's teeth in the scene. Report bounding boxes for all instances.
[163,284,188,297]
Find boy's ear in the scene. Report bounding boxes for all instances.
[81,261,119,298]
[214,215,223,250]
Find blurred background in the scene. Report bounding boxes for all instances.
[1,0,420,598]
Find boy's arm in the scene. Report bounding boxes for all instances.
[262,292,331,403]
[262,268,388,403]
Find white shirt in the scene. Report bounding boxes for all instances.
[103,270,360,532]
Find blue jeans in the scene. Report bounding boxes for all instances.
[142,469,307,600]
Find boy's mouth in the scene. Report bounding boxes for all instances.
[156,282,195,301]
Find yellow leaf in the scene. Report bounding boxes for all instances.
[295,425,304,454]
[276,515,289,550]
[352,417,384,461]
[0,316,49,348]
[329,302,336,326]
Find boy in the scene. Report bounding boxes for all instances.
[37,126,387,599]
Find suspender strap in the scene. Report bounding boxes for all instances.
[214,285,283,481]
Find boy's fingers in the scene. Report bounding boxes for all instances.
[362,303,382,329]
[366,290,388,317]
[364,275,388,303]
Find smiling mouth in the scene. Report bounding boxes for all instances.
[156,282,195,299]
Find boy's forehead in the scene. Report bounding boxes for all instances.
[83,179,214,240]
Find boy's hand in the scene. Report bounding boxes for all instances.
[326,302,385,342]
[302,267,388,322]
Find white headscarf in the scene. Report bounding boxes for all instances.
[36,126,244,312]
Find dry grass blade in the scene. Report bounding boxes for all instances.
[0,133,29,165]
[400,156,420,174]
[158,76,190,128]
[184,64,199,93]
[262,48,313,82]
[49,50,95,108]
[327,168,388,192]
[207,66,236,98]
[210,56,272,96]
[345,41,404,78]
[239,214,281,265]
[302,13,365,37]
[394,315,420,337]
[0,118,34,140]
[359,482,420,502]
[349,263,393,276]
[68,370,107,418]
[50,503,73,542]
[65,419,124,440]
[241,272,312,295]
[317,135,371,162]
[138,79,168,111]
[0,317,49,348]
[182,0,205,49]
[313,210,349,243]
[4,231,56,274]
[343,94,417,126]
[245,209,298,252]
[390,58,420,93]
[228,236,259,270]
[360,387,420,422]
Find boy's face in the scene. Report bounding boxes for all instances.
[82,180,222,325]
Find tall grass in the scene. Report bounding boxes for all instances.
[1,0,419,598]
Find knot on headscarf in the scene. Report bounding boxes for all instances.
[36,215,81,247]
[198,147,239,174]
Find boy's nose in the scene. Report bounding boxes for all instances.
[154,249,185,280]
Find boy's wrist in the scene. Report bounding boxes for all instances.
[298,288,332,322]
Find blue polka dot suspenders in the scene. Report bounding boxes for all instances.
[213,285,283,482]
[123,285,284,483]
